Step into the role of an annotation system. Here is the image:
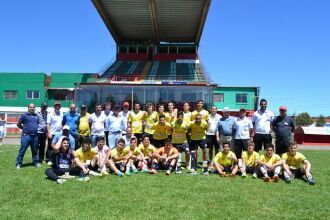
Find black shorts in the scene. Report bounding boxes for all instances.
[213,165,232,174]
[190,139,207,151]
[154,138,167,148]
[246,166,255,174]
[156,161,175,171]
[290,168,304,178]
[206,135,220,150]
[253,133,272,151]
[173,143,189,153]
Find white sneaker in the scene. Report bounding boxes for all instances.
[57,179,67,184]
[47,161,53,166]
[16,165,21,170]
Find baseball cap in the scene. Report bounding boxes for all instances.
[123,101,129,107]
[41,103,48,107]
[62,125,70,130]
[279,106,287,111]
[239,108,246,113]
[223,107,230,112]
[54,102,61,106]
[80,104,87,110]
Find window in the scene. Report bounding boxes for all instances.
[3,91,17,100]
[213,93,224,102]
[236,93,247,103]
[26,90,40,99]
[54,90,73,101]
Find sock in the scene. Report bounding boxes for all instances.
[126,163,131,172]
[142,163,148,170]
[260,166,268,176]
[203,160,208,173]
[168,165,174,172]
[131,162,137,171]
[176,153,182,170]
[238,160,243,168]
[283,171,290,179]
[190,151,197,171]
[274,166,281,176]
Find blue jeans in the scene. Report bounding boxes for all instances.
[108,132,122,149]
[16,134,39,166]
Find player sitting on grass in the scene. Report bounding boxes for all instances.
[110,138,132,176]
[238,141,259,178]
[126,136,144,175]
[91,136,123,177]
[282,142,315,185]
[138,135,157,172]
[150,138,179,175]
[256,144,283,182]
[45,136,89,184]
[213,142,238,177]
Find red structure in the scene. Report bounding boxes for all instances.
[294,126,330,144]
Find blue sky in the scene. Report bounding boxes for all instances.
[0,0,329,116]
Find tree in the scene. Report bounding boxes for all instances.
[295,112,313,126]
[316,115,326,127]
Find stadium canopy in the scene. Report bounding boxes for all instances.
[92,0,211,45]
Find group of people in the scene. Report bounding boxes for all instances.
[15,99,315,185]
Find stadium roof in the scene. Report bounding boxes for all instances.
[92,0,211,45]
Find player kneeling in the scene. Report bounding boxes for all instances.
[150,139,179,175]
[282,142,315,185]
[238,141,259,178]
[256,144,283,182]
[138,135,157,172]
[126,136,146,175]
[110,138,132,176]
[213,142,238,177]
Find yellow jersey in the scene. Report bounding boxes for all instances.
[171,121,190,144]
[152,122,172,140]
[128,111,145,134]
[129,147,141,157]
[282,152,306,169]
[78,113,90,136]
[213,151,237,167]
[183,111,192,123]
[259,154,281,165]
[111,147,130,161]
[75,147,97,162]
[190,120,208,140]
[144,111,158,135]
[138,143,156,157]
[191,109,209,121]
[241,151,259,167]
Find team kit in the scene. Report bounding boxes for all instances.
[15,99,315,185]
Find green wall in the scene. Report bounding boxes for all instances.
[0,73,46,107]
[212,86,259,111]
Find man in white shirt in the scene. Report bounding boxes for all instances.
[206,106,221,160]
[252,99,274,152]
[89,103,107,147]
[119,101,130,135]
[233,108,254,159]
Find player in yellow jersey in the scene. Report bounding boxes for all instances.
[257,144,283,182]
[126,136,145,175]
[109,138,132,175]
[171,111,190,173]
[143,103,157,144]
[282,142,315,185]
[189,113,208,175]
[191,100,209,121]
[128,102,145,143]
[238,141,259,178]
[77,104,90,148]
[150,139,179,175]
[164,101,177,138]
[152,114,172,148]
[75,137,99,176]
[183,102,192,123]
[156,103,170,121]
[138,135,157,172]
[213,142,238,177]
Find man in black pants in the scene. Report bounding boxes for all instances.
[45,136,89,184]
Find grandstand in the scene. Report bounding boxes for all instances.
[75,0,212,107]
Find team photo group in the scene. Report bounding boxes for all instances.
[15,98,315,185]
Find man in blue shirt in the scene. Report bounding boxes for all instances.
[216,107,236,151]
[106,105,125,149]
[62,103,80,149]
[51,125,75,150]
[16,103,40,169]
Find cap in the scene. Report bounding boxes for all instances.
[80,104,87,110]
[41,103,48,107]
[239,108,246,113]
[62,125,70,130]
[54,102,61,106]
[223,107,230,112]
[123,102,129,107]
[279,106,287,111]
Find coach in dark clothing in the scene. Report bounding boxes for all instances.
[16,103,40,169]
[272,106,295,155]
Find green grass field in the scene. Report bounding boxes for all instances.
[0,145,329,220]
